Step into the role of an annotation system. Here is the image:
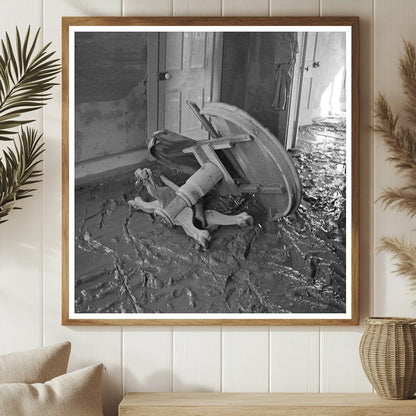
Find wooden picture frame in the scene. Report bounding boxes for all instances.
[62,16,359,326]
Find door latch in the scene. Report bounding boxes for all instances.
[303,62,321,71]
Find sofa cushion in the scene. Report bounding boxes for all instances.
[0,363,104,416]
[0,342,71,384]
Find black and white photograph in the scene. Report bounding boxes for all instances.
[64,19,358,324]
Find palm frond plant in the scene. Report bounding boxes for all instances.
[0,27,60,223]
[375,40,416,294]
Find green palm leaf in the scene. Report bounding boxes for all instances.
[0,27,60,141]
[0,127,44,223]
[0,27,59,224]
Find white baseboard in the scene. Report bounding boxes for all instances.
[75,149,151,181]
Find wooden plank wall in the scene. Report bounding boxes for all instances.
[1,0,416,415]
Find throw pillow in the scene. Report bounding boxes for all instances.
[0,363,104,416]
[0,341,71,384]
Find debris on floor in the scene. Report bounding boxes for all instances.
[74,119,347,314]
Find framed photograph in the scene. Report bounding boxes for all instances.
[62,17,359,325]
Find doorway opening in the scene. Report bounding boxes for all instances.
[149,31,297,147]
[286,31,347,150]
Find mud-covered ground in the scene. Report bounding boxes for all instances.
[75,121,346,314]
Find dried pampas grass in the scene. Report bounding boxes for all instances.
[376,40,416,294]
[378,188,416,218]
[379,237,416,293]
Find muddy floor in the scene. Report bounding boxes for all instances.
[75,121,346,314]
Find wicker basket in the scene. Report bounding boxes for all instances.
[359,317,416,399]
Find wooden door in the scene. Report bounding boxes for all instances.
[297,32,346,127]
[297,32,319,127]
[157,32,215,140]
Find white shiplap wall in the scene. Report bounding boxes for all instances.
[1,0,416,415]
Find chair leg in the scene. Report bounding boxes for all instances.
[205,210,253,227]
[128,197,160,214]
[174,207,211,248]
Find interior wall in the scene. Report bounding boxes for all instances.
[221,32,250,110]
[221,32,290,143]
[75,31,148,163]
[1,1,416,416]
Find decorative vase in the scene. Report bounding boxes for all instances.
[359,317,416,399]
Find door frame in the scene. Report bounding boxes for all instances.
[211,32,223,102]
[285,32,307,149]
[147,33,159,139]
[147,32,223,140]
